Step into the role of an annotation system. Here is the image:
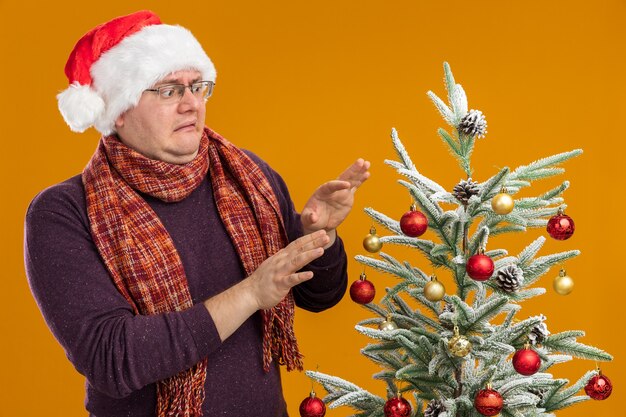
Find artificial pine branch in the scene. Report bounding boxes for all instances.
[438,128,463,159]
[523,250,580,284]
[517,236,546,267]
[466,295,509,332]
[304,370,386,412]
[471,284,487,307]
[364,207,403,234]
[492,315,544,345]
[501,304,521,327]
[537,181,570,200]
[490,225,527,235]
[354,254,420,281]
[391,291,426,317]
[400,180,444,222]
[542,332,613,362]
[360,300,393,319]
[390,128,416,171]
[540,378,570,406]
[539,354,574,369]
[478,167,510,201]
[514,197,562,210]
[380,281,414,303]
[525,219,551,227]
[543,370,596,412]
[543,330,583,341]
[394,166,449,196]
[501,287,547,302]
[510,150,583,182]
[444,62,467,123]
[504,179,531,190]
[427,90,456,127]
[467,225,490,255]
[521,207,563,219]
[362,341,403,356]
[380,236,438,260]
[428,65,478,175]
[493,256,518,270]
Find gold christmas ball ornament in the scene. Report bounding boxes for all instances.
[363,226,383,253]
[448,326,472,357]
[423,276,445,302]
[553,268,574,295]
[379,315,398,331]
[491,190,514,215]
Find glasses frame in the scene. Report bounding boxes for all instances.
[144,80,215,101]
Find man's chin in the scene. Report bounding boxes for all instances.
[163,145,200,165]
[163,150,199,165]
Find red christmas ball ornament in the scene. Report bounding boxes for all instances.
[585,371,613,400]
[350,272,375,304]
[466,253,495,281]
[547,208,575,240]
[299,391,326,417]
[474,387,504,416]
[512,345,541,376]
[384,395,412,417]
[400,204,428,237]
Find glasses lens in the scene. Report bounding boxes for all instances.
[158,85,183,100]
[192,81,214,100]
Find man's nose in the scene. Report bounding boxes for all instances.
[178,87,201,111]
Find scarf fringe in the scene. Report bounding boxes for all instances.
[262,294,304,372]
[157,359,208,417]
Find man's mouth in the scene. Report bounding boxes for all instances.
[174,121,197,132]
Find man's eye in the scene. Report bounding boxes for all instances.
[191,84,203,94]
[159,87,177,98]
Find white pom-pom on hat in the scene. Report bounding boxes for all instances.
[57,83,105,133]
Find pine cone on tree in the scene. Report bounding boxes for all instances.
[458,109,487,138]
[424,399,445,417]
[496,264,524,293]
[528,314,550,346]
[453,178,479,204]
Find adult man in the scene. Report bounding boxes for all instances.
[24,10,369,417]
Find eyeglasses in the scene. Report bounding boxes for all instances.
[144,81,214,101]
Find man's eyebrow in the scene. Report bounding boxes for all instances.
[154,77,203,86]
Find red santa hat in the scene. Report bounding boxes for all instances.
[57,10,216,135]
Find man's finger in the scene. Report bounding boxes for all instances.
[338,158,371,185]
[287,246,324,270]
[286,230,328,254]
[318,180,351,195]
[284,271,314,288]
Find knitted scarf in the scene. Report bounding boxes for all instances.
[82,127,303,417]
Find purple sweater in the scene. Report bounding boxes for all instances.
[24,151,348,417]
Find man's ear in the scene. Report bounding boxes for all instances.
[115,112,126,129]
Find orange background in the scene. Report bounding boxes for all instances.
[1,1,624,416]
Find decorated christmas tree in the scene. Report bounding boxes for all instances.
[302,63,613,417]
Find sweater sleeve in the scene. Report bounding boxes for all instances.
[23,178,222,399]
[244,152,348,312]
